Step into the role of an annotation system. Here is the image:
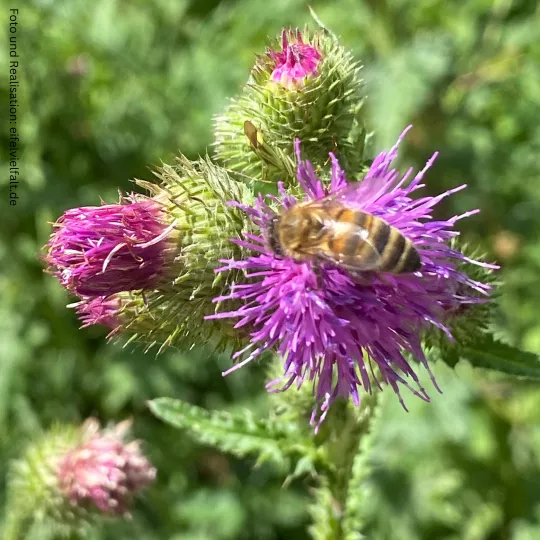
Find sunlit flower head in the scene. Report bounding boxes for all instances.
[268,29,321,89]
[45,197,176,297]
[208,126,496,430]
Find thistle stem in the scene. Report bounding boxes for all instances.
[310,390,380,539]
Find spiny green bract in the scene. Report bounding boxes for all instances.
[117,157,254,352]
[266,354,320,424]
[214,28,367,185]
[424,240,499,357]
[5,425,91,539]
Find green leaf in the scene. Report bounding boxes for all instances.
[148,398,318,470]
[441,346,460,369]
[462,335,540,379]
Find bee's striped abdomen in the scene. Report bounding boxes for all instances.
[378,225,421,273]
[353,211,421,274]
[368,215,391,255]
[394,240,422,273]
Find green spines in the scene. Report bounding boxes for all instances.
[5,419,156,539]
[214,28,367,185]
[266,354,319,424]
[5,425,90,540]
[425,241,499,360]
[117,157,254,352]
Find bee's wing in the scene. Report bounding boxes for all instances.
[331,229,382,271]
[315,191,385,271]
[296,203,383,272]
[297,185,365,213]
[307,227,382,272]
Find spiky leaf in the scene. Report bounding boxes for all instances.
[148,398,319,471]
[462,335,540,379]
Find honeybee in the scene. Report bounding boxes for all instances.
[268,192,421,276]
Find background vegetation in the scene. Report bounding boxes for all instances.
[1,0,540,538]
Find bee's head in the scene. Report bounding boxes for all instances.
[267,214,283,256]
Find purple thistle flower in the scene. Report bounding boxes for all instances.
[45,197,176,297]
[268,29,321,89]
[208,126,497,430]
[69,295,123,330]
[57,419,156,516]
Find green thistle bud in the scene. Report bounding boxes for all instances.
[132,157,254,350]
[71,157,254,352]
[70,292,191,352]
[424,240,500,356]
[214,27,367,185]
[5,419,155,539]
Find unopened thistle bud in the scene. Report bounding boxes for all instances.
[51,157,254,352]
[214,27,367,184]
[5,419,155,539]
[424,240,499,354]
[57,419,155,515]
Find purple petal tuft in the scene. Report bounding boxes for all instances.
[268,29,322,89]
[45,198,172,297]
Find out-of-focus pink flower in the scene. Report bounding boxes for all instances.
[58,418,156,516]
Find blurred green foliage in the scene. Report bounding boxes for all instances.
[1,0,540,538]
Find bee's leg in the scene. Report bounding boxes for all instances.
[350,270,375,286]
[312,262,324,290]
